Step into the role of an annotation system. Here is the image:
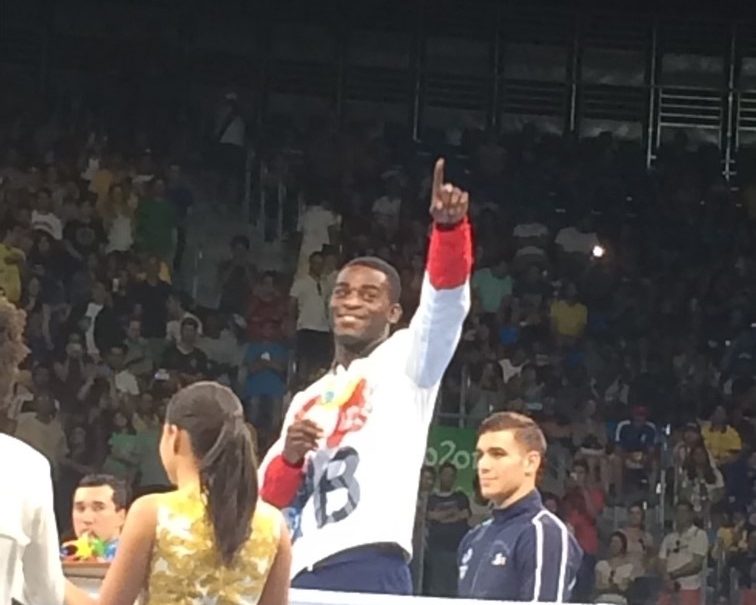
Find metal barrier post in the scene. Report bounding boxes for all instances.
[459,365,469,428]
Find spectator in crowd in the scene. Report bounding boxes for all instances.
[658,501,709,605]
[70,473,129,544]
[63,198,106,265]
[162,317,208,385]
[613,405,658,502]
[594,531,638,605]
[425,462,471,597]
[289,251,331,376]
[678,443,725,517]
[135,177,177,263]
[165,163,193,271]
[563,459,605,602]
[734,528,756,605]
[412,465,436,594]
[219,235,256,315]
[246,271,287,342]
[372,167,404,234]
[472,258,513,318]
[620,503,655,576]
[129,255,171,346]
[103,183,135,253]
[14,392,68,479]
[165,291,202,345]
[702,404,743,468]
[31,187,63,240]
[295,195,340,276]
[241,319,288,435]
[550,281,588,348]
[0,221,26,305]
[123,317,153,377]
[101,410,139,483]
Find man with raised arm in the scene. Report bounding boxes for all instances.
[259,158,472,594]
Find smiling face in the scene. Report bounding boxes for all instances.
[330,264,402,349]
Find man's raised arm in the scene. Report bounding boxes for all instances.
[405,158,472,388]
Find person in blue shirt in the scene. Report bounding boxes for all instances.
[242,320,288,434]
[458,411,582,602]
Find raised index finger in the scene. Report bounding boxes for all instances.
[432,157,445,197]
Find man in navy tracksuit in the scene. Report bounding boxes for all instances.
[458,412,582,602]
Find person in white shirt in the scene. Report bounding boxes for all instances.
[295,200,340,276]
[657,501,709,605]
[260,158,472,594]
[30,188,63,240]
[105,344,140,397]
[0,432,66,605]
[165,292,203,345]
[0,294,65,605]
[372,168,405,234]
[595,532,638,605]
[290,251,331,377]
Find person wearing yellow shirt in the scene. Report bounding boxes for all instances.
[0,223,26,304]
[550,282,588,346]
[701,405,742,467]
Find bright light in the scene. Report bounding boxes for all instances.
[592,245,605,258]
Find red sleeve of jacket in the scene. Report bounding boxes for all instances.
[427,217,473,289]
[259,455,304,509]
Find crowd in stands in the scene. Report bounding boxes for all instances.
[6,79,756,603]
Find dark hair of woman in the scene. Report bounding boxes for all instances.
[609,530,628,554]
[685,443,717,485]
[166,382,258,566]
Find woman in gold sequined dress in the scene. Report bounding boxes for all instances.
[65,381,291,605]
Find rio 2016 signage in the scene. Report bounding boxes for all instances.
[424,425,477,497]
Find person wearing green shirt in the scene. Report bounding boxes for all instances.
[135,177,177,262]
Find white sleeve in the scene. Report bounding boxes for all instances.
[289,279,301,299]
[405,276,470,389]
[658,535,670,560]
[22,466,65,605]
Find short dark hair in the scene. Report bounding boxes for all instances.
[478,412,547,459]
[181,317,199,331]
[343,256,402,303]
[439,461,457,474]
[421,464,436,478]
[77,474,130,511]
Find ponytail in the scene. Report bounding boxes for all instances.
[166,382,259,567]
[200,417,258,566]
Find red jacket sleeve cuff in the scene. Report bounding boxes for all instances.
[427,217,473,289]
[260,455,304,509]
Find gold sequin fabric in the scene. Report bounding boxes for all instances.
[146,489,281,605]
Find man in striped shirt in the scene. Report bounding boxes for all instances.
[458,412,582,602]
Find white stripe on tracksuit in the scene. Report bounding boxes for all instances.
[531,510,570,603]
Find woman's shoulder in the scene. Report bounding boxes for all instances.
[253,499,284,535]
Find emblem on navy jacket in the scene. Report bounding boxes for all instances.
[491,552,507,566]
